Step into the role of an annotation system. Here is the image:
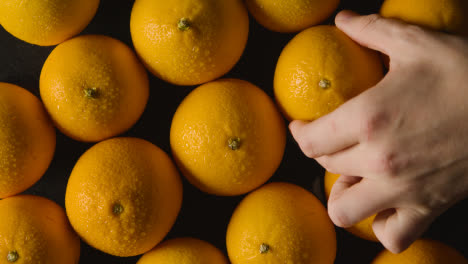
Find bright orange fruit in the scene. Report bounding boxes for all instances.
[130,0,249,85]
[137,238,229,264]
[40,35,149,142]
[170,79,285,196]
[381,0,468,36]
[0,0,99,46]
[274,25,383,121]
[0,195,80,264]
[372,239,468,264]
[245,0,340,32]
[0,82,55,198]
[65,137,183,257]
[226,182,336,264]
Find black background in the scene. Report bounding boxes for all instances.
[1,0,467,263]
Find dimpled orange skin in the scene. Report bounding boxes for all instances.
[0,0,99,46]
[40,35,149,142]
[324,171,378,242]
[0,195,80,264]
[170,79,286,196]
[65,137,183,257]
[245,0,340,33]
[226,182,336,264]
[372,239,468,264]
[130,0,249,86]
[381,0,468,36]
[274,25,383,121]
[137,238,229,264]
[0,83,56,198]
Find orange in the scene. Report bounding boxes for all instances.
[0,195,80,263]
[381,0,468,36]
[137,238,229,264]
[130,0,249,86]
[372,239,468,264]
[65,137,183,257]
[245,0,340,33]
[170,78,285,196]
[226,182,336,264]
[324,171,378,242]
[274,25,383,121]
[0,82,55,198]
[40,35,149,142]
[0,0,99,46]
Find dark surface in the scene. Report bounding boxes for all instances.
[1,0,467,263]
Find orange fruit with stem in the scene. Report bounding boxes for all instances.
[0,0,99,46]
[65,137,183,257]
[170,78,285,196]
[226,182,336,264]
[0,195,80,264]
[40,35,149,142]
[130,0,249,86]
[274,25,383,121]
[0,82,55,198]
[137,238,229,264]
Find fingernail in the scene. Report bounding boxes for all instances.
[336,10,357,22]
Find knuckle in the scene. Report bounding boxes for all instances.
[372,144,407,177]
[359,109,390,141]
[316,156,332,171]
[394,24,432,56]
[400,24,426,40]
[360,14,381,32]
[384,235,407,254]
[375,149,398,176]
[327,201,352,228]
[299,140,318,158]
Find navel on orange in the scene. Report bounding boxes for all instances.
[245,0,340,32]
[0,82,55,198]
[0,0,99,46]
[137,238,229,264]
[226,182,336,264]
[372,239,468,264]
[274,25,383,121]
[65,137,183,257]
[170,78,285,196]
[130,0,249,86]
[324,171,378,242]
[381,0,468,36]
[40,35,149,142]
[0,195,80,264]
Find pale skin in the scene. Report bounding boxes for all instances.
[290,10,468,253]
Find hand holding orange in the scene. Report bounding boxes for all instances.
[324,171,378,242]
[274,25,383,121]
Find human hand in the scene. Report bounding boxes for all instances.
[290,10,468,253]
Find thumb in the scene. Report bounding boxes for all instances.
[335,11,409,58]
